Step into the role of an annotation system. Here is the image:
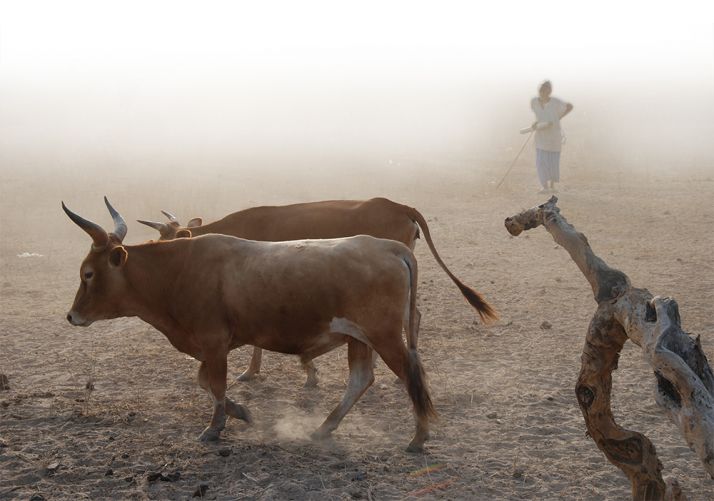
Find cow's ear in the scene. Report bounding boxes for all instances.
[176,229,192,238]
[187,217,203,228]
[109,246,128,267]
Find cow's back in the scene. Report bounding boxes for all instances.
[211,198,417,245]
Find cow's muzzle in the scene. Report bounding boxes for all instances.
[66,311,92,327]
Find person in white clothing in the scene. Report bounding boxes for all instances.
[530,80,573,192]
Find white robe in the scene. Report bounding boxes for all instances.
[531,96,568,152]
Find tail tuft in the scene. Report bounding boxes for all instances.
[407,205,497,324]
[406,350,437,421]
[458,283,499,324]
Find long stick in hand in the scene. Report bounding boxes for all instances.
[495,130,534,190]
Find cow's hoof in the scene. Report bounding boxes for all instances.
[303,378,319,389]
[198,427,221,442]
[236,370,257,382]
[310,428,332,442]
[226,401,252,424]
[405,441,425,453]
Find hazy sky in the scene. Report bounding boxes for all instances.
[2,1,713,83]
[1,1,713,166]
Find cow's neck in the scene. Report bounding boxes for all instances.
[190,207,258,239]
[123,242,190,338]
[190,219,239,238]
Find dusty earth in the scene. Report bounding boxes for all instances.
[1,155,713,500]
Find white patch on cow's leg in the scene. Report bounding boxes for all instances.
[197,356,230,442]
[327,317,370,382]
[301,357,319,388]
[312,340,374,440]
[299,334,348,376]
[237,346,262,381]
[329,317,370,346]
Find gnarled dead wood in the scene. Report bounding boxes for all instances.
[505,196,714,500]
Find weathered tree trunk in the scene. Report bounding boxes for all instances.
[505,197,714,500]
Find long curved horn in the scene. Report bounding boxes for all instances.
[137,219,168,232]
[161,210,179,223]
[62,201,109,251]
[103,196,128,242]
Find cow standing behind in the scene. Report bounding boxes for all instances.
[138,197,497,384]
[63,198,436,451]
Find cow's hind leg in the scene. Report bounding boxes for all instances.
[394,306,421,385]
[237,346,262,381]
[372,337,435,453]
[411,307,422,347]
[299,334,347,389]
[311,340,374,440]
[403,225,421,344]
[197,358,251,442]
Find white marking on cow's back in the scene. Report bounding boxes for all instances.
[329,317,370,346]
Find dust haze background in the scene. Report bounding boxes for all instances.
[2,1,713,191]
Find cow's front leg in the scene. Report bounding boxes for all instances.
[197,357,231,442]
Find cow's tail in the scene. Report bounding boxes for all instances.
[406,206,498,324]
[402,252,437,421]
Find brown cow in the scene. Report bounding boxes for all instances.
[63,198,436,451]
[138,198,497,383]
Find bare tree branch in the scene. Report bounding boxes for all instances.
[505,196,714,499]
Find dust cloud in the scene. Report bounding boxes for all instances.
[272,409,328,442]
[2,75,713,170]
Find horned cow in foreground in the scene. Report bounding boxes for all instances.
[139,197,497,383]
[63,198,436,451]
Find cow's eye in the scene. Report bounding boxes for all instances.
[84,271,94,280]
